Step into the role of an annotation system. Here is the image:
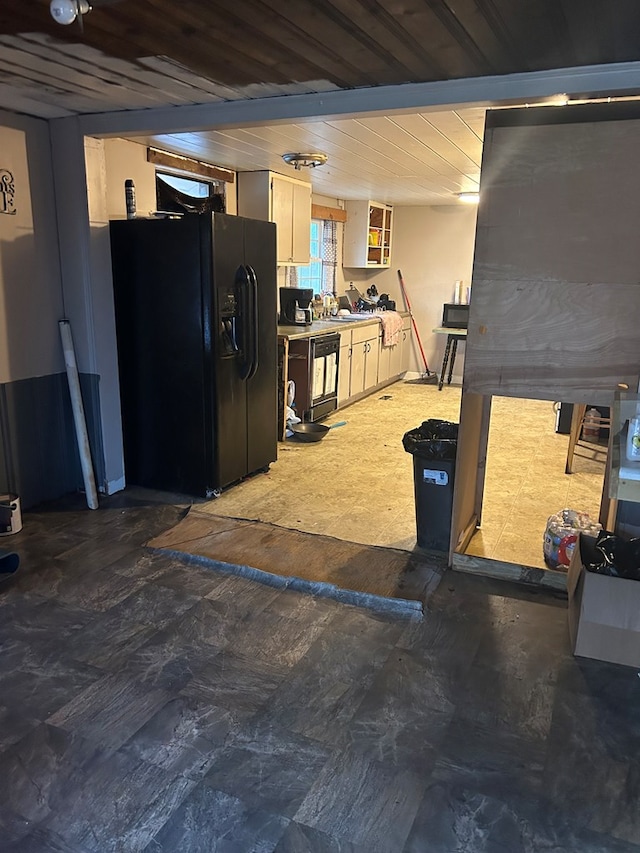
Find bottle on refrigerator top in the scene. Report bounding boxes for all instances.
[124,179,137,219]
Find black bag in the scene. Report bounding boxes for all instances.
[588,532,640,580]
[402,420,458,459]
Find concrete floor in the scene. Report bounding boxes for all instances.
[203,381,605,570]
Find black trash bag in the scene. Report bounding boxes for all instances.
[587,531,640,580]
[420,419,459,440]
[402,419,458,459]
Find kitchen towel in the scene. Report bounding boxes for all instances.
[379,310,404,346]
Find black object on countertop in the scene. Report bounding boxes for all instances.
[279,287,314,325]
[442,303,469,329]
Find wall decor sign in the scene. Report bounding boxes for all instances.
[0,170,16,215]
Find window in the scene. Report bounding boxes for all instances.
[296,220,322,292]
[157,171,212,198]
[296,219,337,295]
[156,171,224,214]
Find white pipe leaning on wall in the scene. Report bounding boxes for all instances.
[58,319,99,510]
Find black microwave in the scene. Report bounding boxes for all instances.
[442,303,469,329]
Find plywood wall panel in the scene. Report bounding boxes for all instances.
[466,106,640,402]
[451,391,491,559]
[464,279,640,403]
[475,122,640,287]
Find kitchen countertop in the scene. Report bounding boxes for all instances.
[278,312,407,341]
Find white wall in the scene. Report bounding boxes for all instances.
[104,138,157,218]
[0,114,64,383]
[104,138,238,219]
[84,136,126,492]
[341,204,478,382]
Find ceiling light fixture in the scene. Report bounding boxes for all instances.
[50,0,91,26]
[457,191,480,204]
[282,152,328,170]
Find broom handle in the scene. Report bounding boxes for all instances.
[397,269,431,375]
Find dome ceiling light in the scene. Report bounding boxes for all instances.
[282,152,328,170]
[50,0,92,26]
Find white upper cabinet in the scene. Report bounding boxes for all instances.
[343,200,393,268]
[238,171,311,265]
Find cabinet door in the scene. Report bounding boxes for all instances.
[400,321,412,373]
[350,340,367,396]
[291,181,311,265]
[363,336,379,390]
[338,341,352,405]
[366,203,392,268]
[343,200,393,269]
[378,336,391,383]
[382,206,392,267]
[271,177,294,264]
[389,341,402,377]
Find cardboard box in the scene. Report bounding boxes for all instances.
[567,534,640,668]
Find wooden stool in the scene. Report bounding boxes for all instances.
[565,403,611,474]
[431,327,467,391]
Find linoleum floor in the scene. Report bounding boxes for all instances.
[1,491,639,852]
[202,382,605,570]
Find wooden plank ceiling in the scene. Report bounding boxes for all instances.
[139,106,486,205]
[2,0,640,117]
[1,1,639,204]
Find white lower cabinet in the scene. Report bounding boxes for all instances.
[338,332,352,406]
[389,339,402,377]
[350,324,379,397]
[337,316,411,409]
[400,317,412,373]
[364,336,379,391]
[384,318,411,378]
[378,333,392,384]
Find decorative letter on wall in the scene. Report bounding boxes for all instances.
[0,169,16,215]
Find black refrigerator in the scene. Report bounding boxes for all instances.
[109,213,278,498]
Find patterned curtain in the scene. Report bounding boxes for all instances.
[321,220,337,295]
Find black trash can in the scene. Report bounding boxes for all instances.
[402,419,458,552]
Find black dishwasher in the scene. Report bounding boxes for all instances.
[288,333,340,422]
[308,334,340,421]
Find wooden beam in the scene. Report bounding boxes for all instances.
[79,63,640,137]
[147,147,235,183]
[312,203,347,222]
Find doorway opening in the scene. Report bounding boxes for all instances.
[457,396,607,577]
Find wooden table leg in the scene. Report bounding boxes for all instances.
[565,402,587,474]
[438,336,453,391]
[447,338,458,385]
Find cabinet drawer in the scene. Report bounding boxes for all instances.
[351,322,379,345]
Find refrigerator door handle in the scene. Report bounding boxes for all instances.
[246,264,259,381]
[235,264,254,381]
